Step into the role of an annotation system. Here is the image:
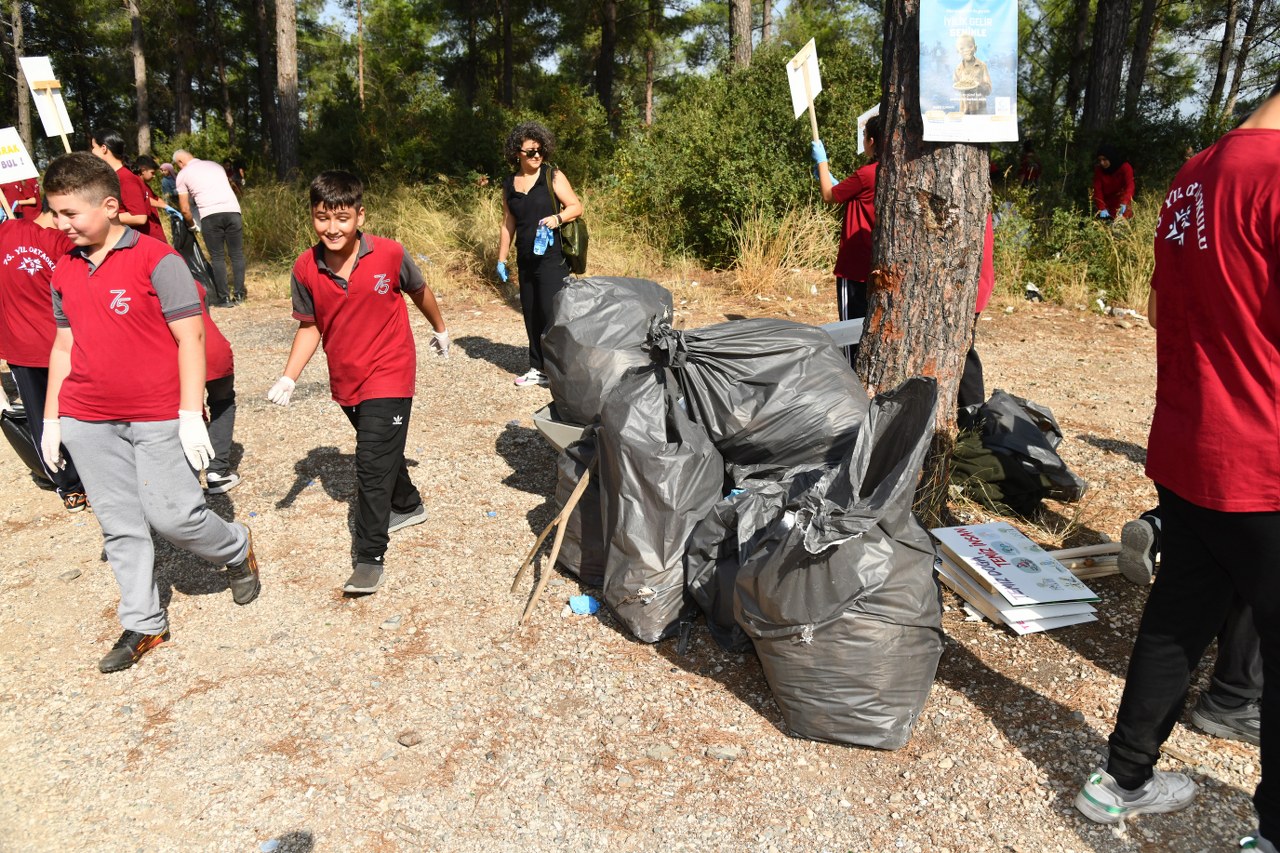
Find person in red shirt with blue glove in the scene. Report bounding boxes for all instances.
[1093,144,1135,222]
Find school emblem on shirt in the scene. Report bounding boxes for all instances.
[373,273,390,294]
[109,289,131,315]
[1162,181,1208,250]
[17,256,43,276]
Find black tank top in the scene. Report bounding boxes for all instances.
[504,164,562,261]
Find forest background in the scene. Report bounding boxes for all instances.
[4,0,1278,308]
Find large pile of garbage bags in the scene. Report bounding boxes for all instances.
[541,277,944,751]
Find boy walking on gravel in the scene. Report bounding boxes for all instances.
[41,153,260,674]
[267,170,448,595]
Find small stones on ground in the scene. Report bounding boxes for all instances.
[706,745,744,761]
[380,615,403,631]
[397,729,423,747]
[58,568,82,582]
[645,744,676,761]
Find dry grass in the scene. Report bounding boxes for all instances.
[729,205,834,300]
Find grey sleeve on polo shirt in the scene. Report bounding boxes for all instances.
[400,250,426,294]
[291,271,316,321]
[152,254,203,322]
[52,284,68,328]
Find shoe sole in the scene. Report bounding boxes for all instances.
[1190,707,1261,746]
[205,477,242,495]
[388,508,427,533]
[1073,787,1195,824]
[229,528,260,606]
[99,632,170,673]
[343,577,384,594]
[1118,521,1156,585]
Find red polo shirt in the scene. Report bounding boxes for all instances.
[1146,128,1280,512]
[290,233,426,406]
[52,228,202,422]
[831,162,877,282]
[0,218,73,366]
[117,166,166,244]
[1,178,40,220]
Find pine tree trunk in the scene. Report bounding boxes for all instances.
[729,0,751,69]
[254,0,279,159]
[1223,0,1260,119]
[11,0,32,155]
[762,0,772,43]
[1080,0,1134,136]
[500,0,514,107]
[596,0,617,117]
[643,0,659,125]
[127,0,151,154]
[208,0,235,146]
[1123,0,1160,121]
[275,0,299,180]
[174,0,195,136]
[1207,0,1240,121]
[863,0,990,526]
[1064,0,1092,122]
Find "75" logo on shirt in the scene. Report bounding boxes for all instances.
[109,289,132,315]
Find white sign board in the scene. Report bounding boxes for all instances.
[0,128,39,183]
[786,39,822,120]
[856,104,880,154]
[20,56,73,139]
[931,522,1098,607]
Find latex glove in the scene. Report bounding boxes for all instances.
[496,261,508,283]
[164,205,181,217]
[267,375,295,406]
[41,419,65,471]
[810,140,828,165]
[1117,204,1127,216]
[1097,209,1111,220]
[178,410,214,471]
[430,328,450,358]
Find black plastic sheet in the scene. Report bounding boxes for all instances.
[552,430,606,587]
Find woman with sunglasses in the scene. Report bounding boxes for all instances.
[496,121,584,387]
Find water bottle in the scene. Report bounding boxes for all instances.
[533,224,552,256]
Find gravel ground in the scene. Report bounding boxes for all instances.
[0,283,1260,852]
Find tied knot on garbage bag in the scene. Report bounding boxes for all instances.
[644,318,689,369]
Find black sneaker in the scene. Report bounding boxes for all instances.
[388,504,427,533]
[225,526,260,605]
[344,562,385,594]
[99,628,170,673]
[1118,517,1157,585]
[1190,693,1260,745]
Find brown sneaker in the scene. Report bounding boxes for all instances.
[63,491,88,512]
[99,629,170,673]
[225,526,260,605]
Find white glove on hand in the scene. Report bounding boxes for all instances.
[178,410,214,471]
[267,375,295,406]
[430,328,450,358]
[41,419,65,471]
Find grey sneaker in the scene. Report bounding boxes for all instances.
[205,472,242,494]
[1242,831,1280,852]
[1118,517,1157,585]
[344,562,385,594]
[1190,693,1261,746]
[388,504,427,533]
[225,526,260,605]
[1074,766,1197,824]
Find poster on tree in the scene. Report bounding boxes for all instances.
[919,0,1019,142]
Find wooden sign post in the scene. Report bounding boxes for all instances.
[20,57,74,154]
[786,39,823,143]
[31,79,71,154]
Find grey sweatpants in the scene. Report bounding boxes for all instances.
[61,418,249,634]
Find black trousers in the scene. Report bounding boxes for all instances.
[202,212,246,302]
[340,397,422,564]
[1107,485,1280,838]
[835,277,868,368]
[517,251,570,371]
[8,363,84,496]
[205,375,236,477]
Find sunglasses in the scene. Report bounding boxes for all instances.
[520,148,543,158]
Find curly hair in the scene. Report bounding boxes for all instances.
[504,122,556,168]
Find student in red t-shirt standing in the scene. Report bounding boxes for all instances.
[1074,84,1280,850]
[267,171,449,595]
[0,201,88,510]
[41,152,260,674]
[89,128,167,244]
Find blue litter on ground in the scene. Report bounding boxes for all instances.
[486,510,497,518]
[570,594,601,615]
[249,512,258,517]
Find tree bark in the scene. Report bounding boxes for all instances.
[1207,0,1240,120]
[356,0,365,109]
[729,0,752,69]
[1079,0,1134,136]
[644,0,657,125]
[207,0,236,146]
[596,0,617,116]
[11,0,32,155]
[275,0,299,180]
[863,0,990,525]
[1063,0,1092,122]
[126,0,151,154]
[499,0,514,107]
[1223,0,1260,119]
[254,0,279,159]
[174,0,195,136]
[1123,0,1160,121]
[762,0,772,43]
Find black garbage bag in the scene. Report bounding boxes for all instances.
[1,406,53,486]
[598,365,724,643]
[542,277,674,426]
[552,428,606,587]
[165,209,216,291]
[734,377,944,750]
[952,389,1087,516]
[647,318,869,467]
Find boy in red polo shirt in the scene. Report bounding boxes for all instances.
[267,170,448,594]
[0,200,88,509]
[40,152,260,674]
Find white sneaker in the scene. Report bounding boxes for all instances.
[205,472,242,494]
[1074,766,1197,824]
[514,369,549,387]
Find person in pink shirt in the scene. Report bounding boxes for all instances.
[173,149,245,306]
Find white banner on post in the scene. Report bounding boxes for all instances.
[20,56,73,141]
[0,128,39,183]
[918,0,1018,142]
[786,39,823,120]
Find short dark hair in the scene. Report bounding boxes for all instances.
[504,121,555,167]
[91,128,127,161]
[863,115,883,149]
[133,154,159,173]
[43,152,120,205]
[309,170,363,210]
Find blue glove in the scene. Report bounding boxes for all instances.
[1097,209,1111,220]
[1117,204,1127,216]
[810,140,828,165]
[496,261,508,283]
[164,205,181,217]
